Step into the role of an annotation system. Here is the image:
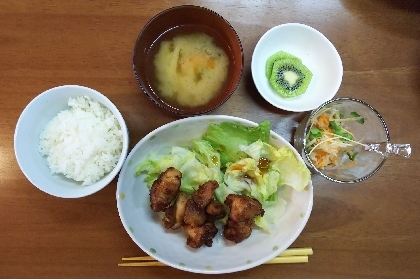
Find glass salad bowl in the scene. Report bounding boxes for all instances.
[294,97,411,183]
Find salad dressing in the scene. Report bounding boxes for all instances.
[257,157,271,174]
[211,156,219,165]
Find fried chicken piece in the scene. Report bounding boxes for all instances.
[149,167,182,212]
[223,218,254,243]
[184,222,218,248]
[162,203,176,228]
[224,194,265,222]
[222,194,265,243]
[205,200,226,222]
[162,192,189,230]
[192,180,219,209]
[183,197,206,226]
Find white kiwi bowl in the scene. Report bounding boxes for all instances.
[251,23,343,112]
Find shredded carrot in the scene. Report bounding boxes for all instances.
[316,158,324,169]
[317,115,329,129]
[317,150,328,157]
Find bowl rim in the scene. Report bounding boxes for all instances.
[132,5,244,116]
[251,22,343,112]
[14,84,129,198]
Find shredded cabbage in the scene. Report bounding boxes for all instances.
[134,146,220,194]
[305,107,365,169]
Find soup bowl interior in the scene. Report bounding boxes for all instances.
[133,5,243,116]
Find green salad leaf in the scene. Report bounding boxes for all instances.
[254,197,288,231]
[134,146,220,194]
[350,111,365,124]
[192,139,221,169]
[308,127,322,141]
[202,120,270,168]
[329,121,353,141]
[346,151,358,161]
[271,146,311,192]
[227,139,312,196]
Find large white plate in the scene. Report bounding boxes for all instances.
[116,115,313,274]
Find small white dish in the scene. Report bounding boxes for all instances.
[116,115,313,274]
[251,23,343,112]
[14,85,129,198]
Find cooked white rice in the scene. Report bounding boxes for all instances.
[38,96,123,186]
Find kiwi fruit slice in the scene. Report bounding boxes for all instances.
[266,51,301,78]
[269,58,313,98]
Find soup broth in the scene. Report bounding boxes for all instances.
[147,25,234,110]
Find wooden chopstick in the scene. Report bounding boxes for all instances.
[119,247,312,267]
[119,261,167,267]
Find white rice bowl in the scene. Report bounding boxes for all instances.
[14,85,129,198]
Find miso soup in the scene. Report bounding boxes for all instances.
[147,25,233,110]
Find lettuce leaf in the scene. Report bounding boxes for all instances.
[240,139,280,161]
[223,157,280,204]
[202,120,270,168]
[255,197,288,232]
[271,146,311,192]
[134,146,220,194]
[192,139,221,170]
